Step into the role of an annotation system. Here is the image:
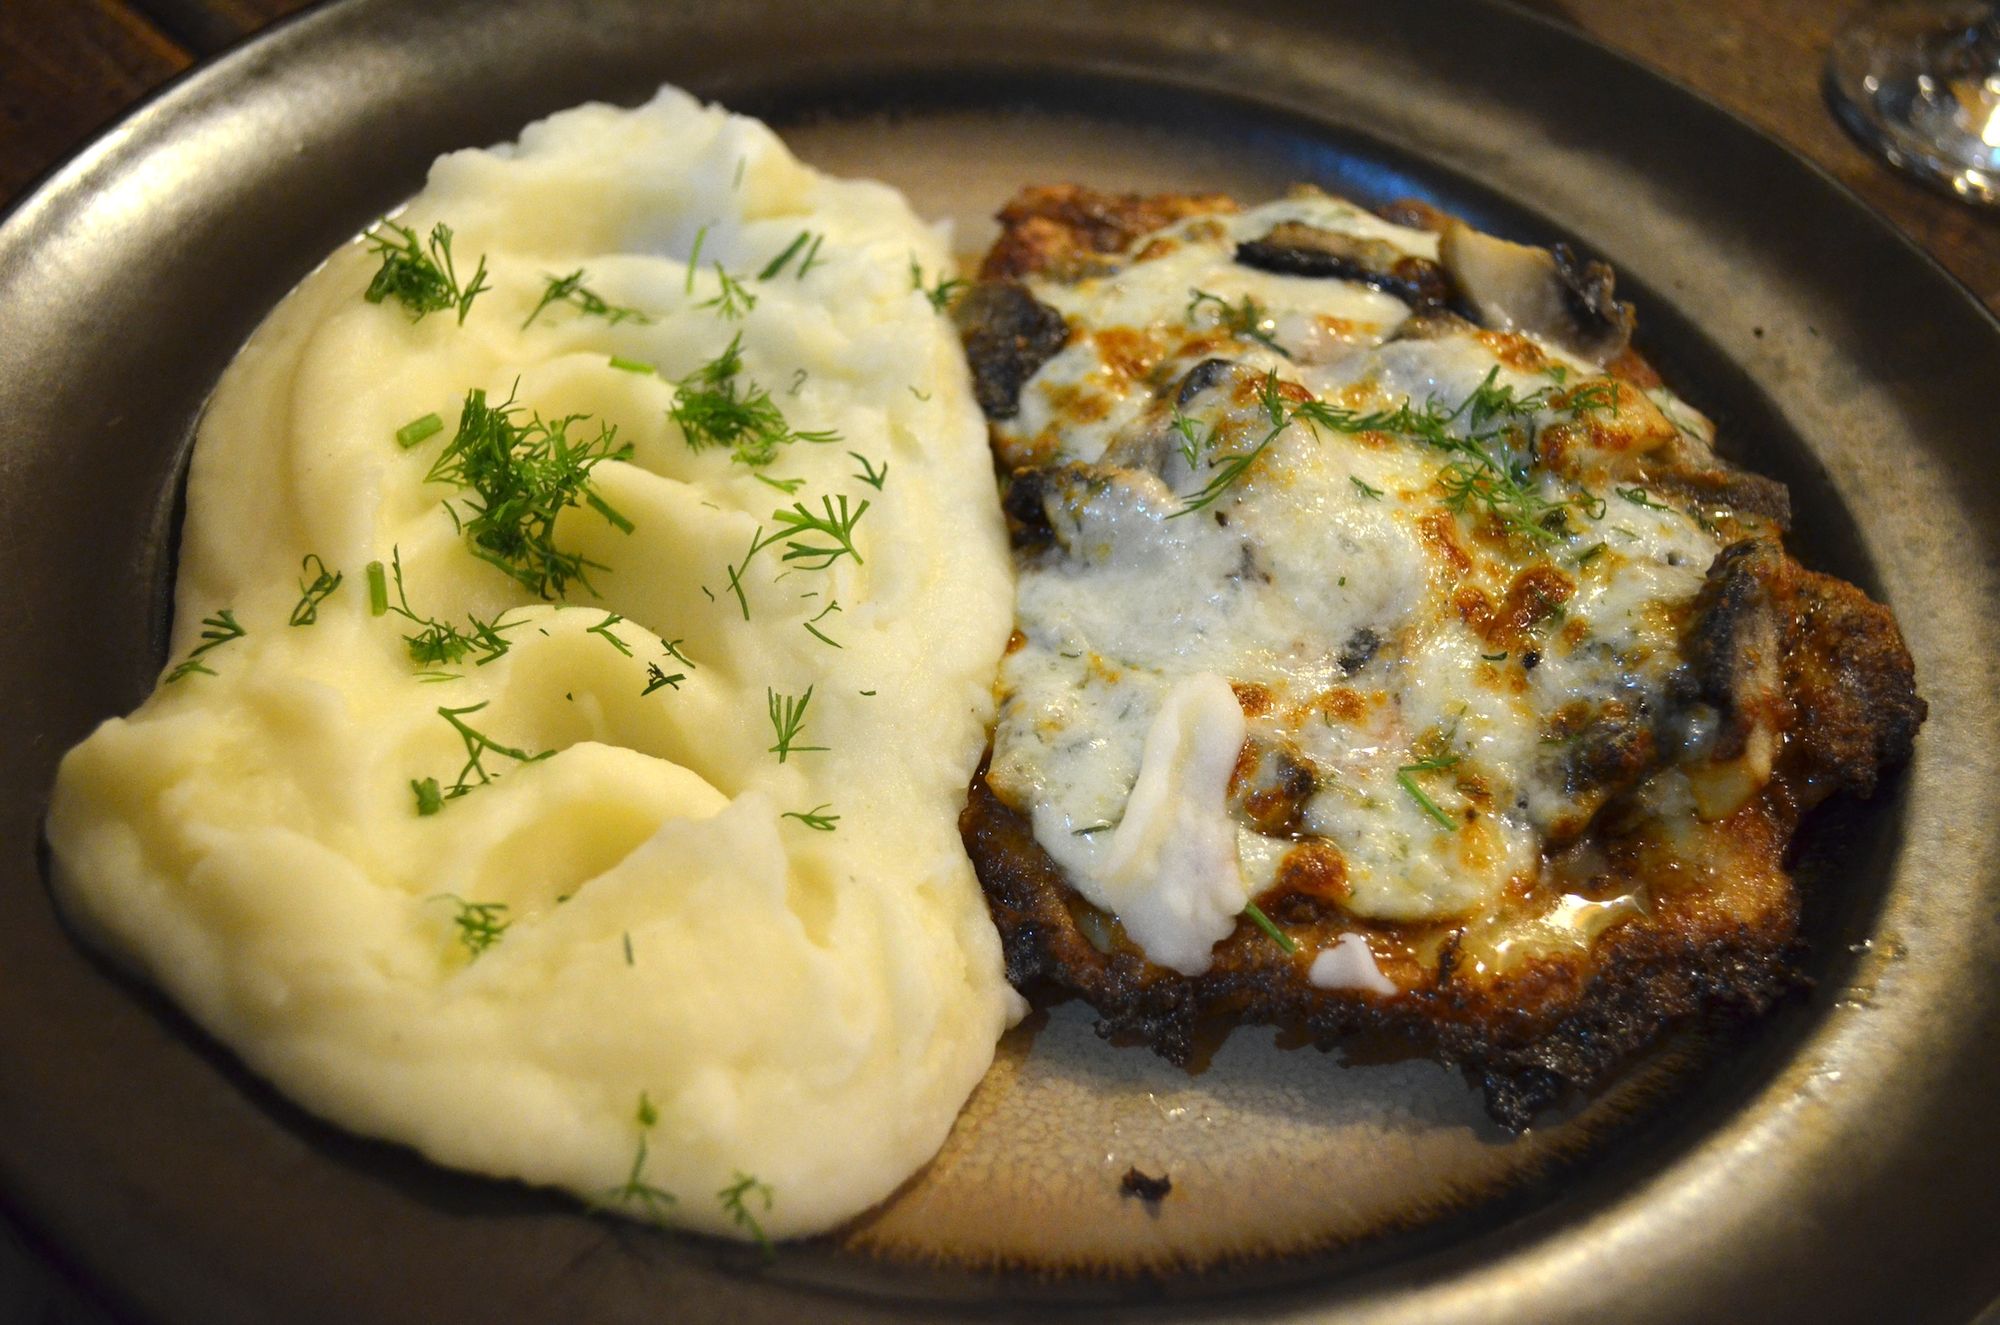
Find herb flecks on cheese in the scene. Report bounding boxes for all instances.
[986,193,1729,972]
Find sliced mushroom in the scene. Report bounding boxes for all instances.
[950,280,1070,419]
[1437,219,1635,363]
[1672,539,1790,819]
[1235,221,1450,307]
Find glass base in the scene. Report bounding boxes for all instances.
[1825,0,2000,206]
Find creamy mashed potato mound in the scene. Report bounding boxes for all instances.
[45,89,1018,1238]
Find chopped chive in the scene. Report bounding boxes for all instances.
[608,356,656,375]
[366,560,389,616]
[584,491,635,534]
[396,412,444,448]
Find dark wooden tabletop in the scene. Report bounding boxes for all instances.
[0,0,1996,1320]
[5,0,1998,314]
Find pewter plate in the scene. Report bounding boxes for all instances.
[1,1,1996,1321]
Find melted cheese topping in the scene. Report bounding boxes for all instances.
[986,195,1725,975]
[46,89,1017,1239]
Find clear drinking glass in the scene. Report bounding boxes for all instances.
[1826,0,2000,205]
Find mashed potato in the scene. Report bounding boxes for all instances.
[45,88,1018,1239]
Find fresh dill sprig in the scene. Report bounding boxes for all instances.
[1186,287,1290,358]
[766,686,827,762]
[377,546,521,669]
[422,701,551,807]
[718,1172,775,1259]
[909,258,965,311]
[696,263,758,319]
[669,334,841,467]
[724,524,764,621]
[802,599,842,649]
[781,804,839,831]
[755,473,806,495]
[1616,485,1674,511]
[289,555,343,626]
[1395,751,1462,832]
[163,609,246,683]
[424,387,636,599]
[642,662,685,695]
[770,495,868,569]
[589,613,632,656]
[758,230,825,281]
[1350,476,1385,501]
[600,1093,677,1224]
[522,269,653,329]
[1288,366,1618,546]
[721,498,871,621]
[1170,407,1215,470]
[849,452,888,491]
[1240,900,1298,954]
[433,893,510,956]
[362,221,489,325]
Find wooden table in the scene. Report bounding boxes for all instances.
[2,0,1996,1320]
[5,0,1998,314]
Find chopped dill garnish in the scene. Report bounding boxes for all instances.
[1287,365,1616,547]
[289,555,343,626]
[1350,476,1385,500]
[1186,287,1290,358]
[909,258,965,311]
[642,662,685,695]
[600,1093,677,1224]
[377,546,521,669]
[1170,407,1215,469]
[669,333,840,466]
[770,495,868,569]
[696,263,758,319]
[684,225,708,294]
[766,686,827,762]
[1241,900,1298,954]
[722,498,871,620]
[588,613,632,656]
[420,701,551,809]
[802,599,842,649]
[623,932,635,966]
[1575,542,1607,567]
[521,269,653,329]
[362,220,489,325]
[849,452,888,491]
[396,412,444,449]
[718,1172,775,1259]
[758,230,825,281]
[1395,750,1462,831]
[755,473,805,495]
[163,609,246,683]
[781,804,839,831]
[433,893,509,957]
[423,387,635,599]
[1616,485,1673,511]
[1071,822,1115,836]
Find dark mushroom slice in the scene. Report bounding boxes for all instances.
[1673,539,1789,819]
[950,280,1070,420]
[1437,218,1636,363]
[1235,221,1451,308]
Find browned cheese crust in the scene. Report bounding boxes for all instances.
[957,186,1925,1128]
